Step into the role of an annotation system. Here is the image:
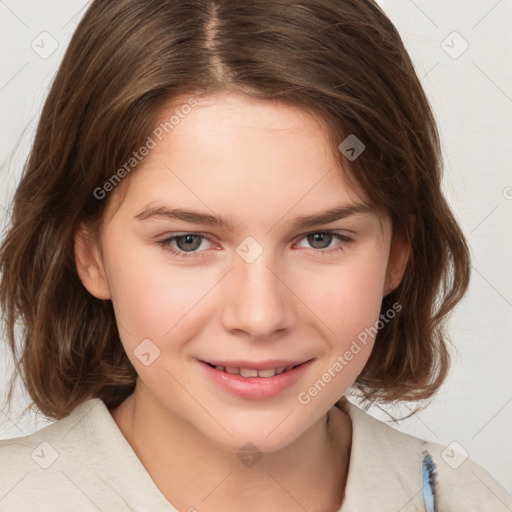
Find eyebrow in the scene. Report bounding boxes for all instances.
[134,202,373,230]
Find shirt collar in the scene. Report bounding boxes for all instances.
[77,396,426,512]
[336,397,426,512]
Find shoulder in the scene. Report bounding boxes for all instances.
[0,399,133,511]
[0,398,94,473]
[423,438,512,511]
[340,398,512,511]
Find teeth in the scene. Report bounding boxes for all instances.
[211,364,298,377]
[239,368,258,377]
[258,368,277,377]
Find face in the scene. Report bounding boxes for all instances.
[76,91,407,453]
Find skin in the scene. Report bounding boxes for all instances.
[75,91,410,512]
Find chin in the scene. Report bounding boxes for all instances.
[194,407,320,455]
[211,427,302,455]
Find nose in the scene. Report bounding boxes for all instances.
[220,249,298,340]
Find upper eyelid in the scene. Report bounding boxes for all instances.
[160,230,353,248]
[160,229,352,239]
[295,231,353,247]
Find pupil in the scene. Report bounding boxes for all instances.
[308,232,332,249]
[177,235,201,251]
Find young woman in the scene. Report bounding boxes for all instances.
[0,1,510,510]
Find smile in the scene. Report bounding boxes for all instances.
[204,363,302,378]
[198,359,314,400]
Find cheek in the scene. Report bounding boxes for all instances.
[104,237,220,350]
[292,250,388,407]
[105,249,224,394]
[298,246,388,347]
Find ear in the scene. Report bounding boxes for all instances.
[74,223,112,300]
[383,217,414,297]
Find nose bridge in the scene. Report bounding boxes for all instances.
[220,242,296,338]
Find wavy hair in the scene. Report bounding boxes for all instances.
[0,0,470,419]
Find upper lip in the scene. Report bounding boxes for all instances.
[200,359,312,370]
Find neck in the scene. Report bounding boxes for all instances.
[110,386,352,512]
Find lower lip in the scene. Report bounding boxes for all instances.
[198,360,314,400]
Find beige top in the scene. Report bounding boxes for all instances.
[0,397,510,511]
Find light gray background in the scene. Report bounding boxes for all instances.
[1,0,511,495]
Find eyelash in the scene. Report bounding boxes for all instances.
[157,231,353,260]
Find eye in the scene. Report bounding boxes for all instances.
[158,233,214,259]
[295,231,353,255]
[157,230,353,260]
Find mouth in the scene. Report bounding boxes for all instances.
[202,362,305,378]
[198,358,314,400]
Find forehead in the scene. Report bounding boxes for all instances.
[164,91,324,127]
[104,91,371,226]
[151,92,335,165]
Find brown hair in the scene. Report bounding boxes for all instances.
[0,0,470,420]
